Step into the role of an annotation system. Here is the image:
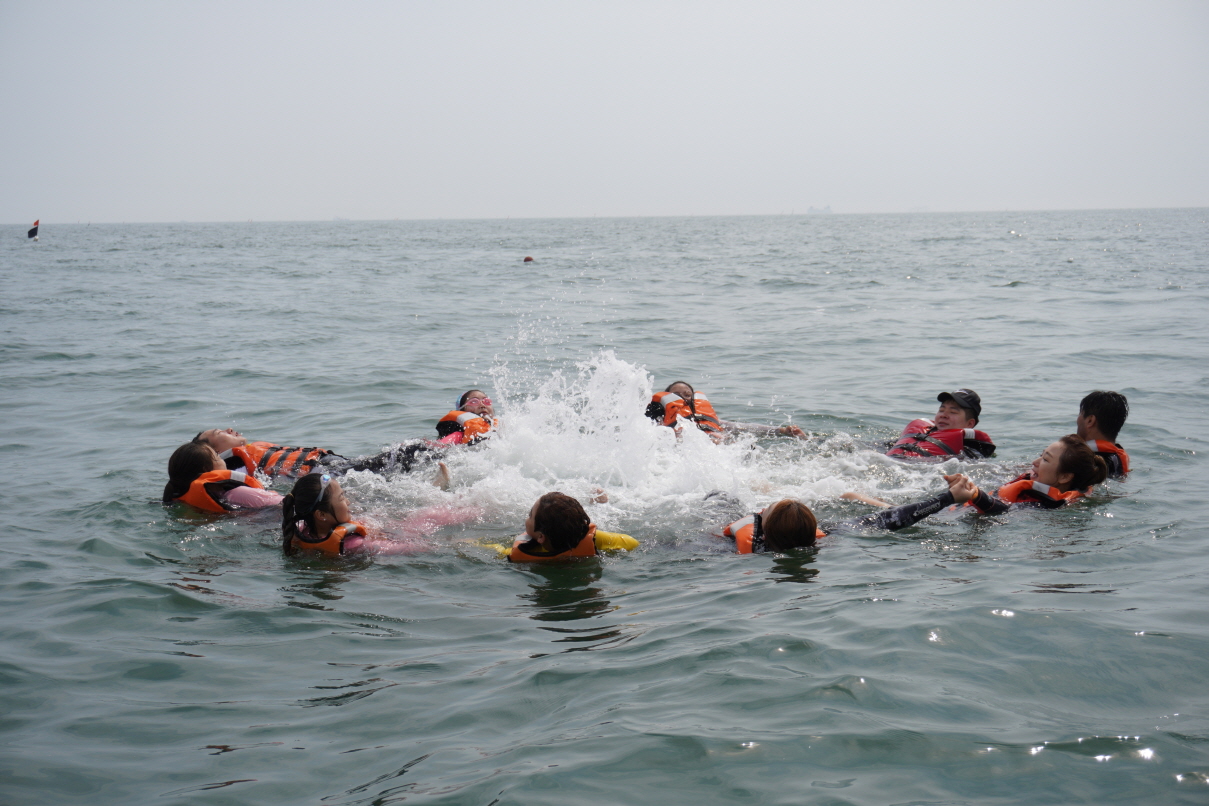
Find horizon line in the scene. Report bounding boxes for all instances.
[6,204,1208,227]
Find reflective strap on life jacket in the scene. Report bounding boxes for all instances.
[176,470,263,513]
[230,443,330,478]
[1087,439,1130,475]
[292,521,368,557]
[219,447,254,474]
[888,421,994,458]
[438,411,495,440]
[258,445,327,477]
[996,479,1085,507]
[652,392,690,428]
[652,391,724,435]
[918,435,960,455]
[509,525,599,563]
[690,393,723,433]
[724,514,762,554]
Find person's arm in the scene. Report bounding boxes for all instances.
[719,420,807,438]
[848,490,956,531]
[360,536,429,556]
[947,473,1010,515]
[841,491,892,508]
[222,486,284,509]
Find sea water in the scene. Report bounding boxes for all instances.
[1,210,1207,804]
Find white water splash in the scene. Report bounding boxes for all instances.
[352,351,983,540]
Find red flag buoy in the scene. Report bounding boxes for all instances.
[523,256,534,262]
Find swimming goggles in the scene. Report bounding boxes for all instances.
[305,472,332,516]
[463,397,491,407]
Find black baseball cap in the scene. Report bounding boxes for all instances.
[938,389,981,423]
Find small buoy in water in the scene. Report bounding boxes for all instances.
[523,256,534,262]
[1067,258,1074,263]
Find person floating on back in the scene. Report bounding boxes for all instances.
[508,492,638,562]
[436,389,499,445]
[194,427,440,478]
[163,441,284,513]
[1075,391,1130,478]
[886,388,995,460]
[646,381,806,442]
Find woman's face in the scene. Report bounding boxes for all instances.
[199,428,246,453]
[1032,441,1069,487]
[324,479,351,523]
[667,383,693,400]
[313,478,352,533]
[523,500,544,542]
[461,391,493,416]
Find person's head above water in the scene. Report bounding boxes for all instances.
[1077,391,1128,442]
[458,389,494,417]
[524,492,591,554]
[760,499,819,551]
[935,389,981,428]
[193,428,246,453]
[665,381,694,400]
[1033,434,1109,492]
[163,441,224,503]
[281,472,352,554]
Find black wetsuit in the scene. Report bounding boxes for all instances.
[828,491,959,534]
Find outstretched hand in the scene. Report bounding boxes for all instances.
[944,473,978,504]
[777,424,806,438]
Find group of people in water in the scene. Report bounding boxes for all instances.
[162,385,1131,562]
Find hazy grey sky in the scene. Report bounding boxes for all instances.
[3,1,1207,223]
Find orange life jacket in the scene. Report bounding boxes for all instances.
[995,477,1086,508]
[508,525,599,563]
[175,470,265,513]
[1086,439,1130,476]
[649,391,724,436]
[436,411,496,443]
[887,419,996,459]
[291,521,368,557]
[724,514,826,553]
[222,442,335,477]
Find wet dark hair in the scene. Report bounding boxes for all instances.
[281,473,331,556]
[163,442,218,503]
[458,389,487,409]
[533,492,592,554]
[1056,434,1109,492]
[1080,391,1129,441]
[761,499,818,551]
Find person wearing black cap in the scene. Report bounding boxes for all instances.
[886,388,996,459]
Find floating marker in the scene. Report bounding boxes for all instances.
[27,219,39,239]
[523,256,534,262]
